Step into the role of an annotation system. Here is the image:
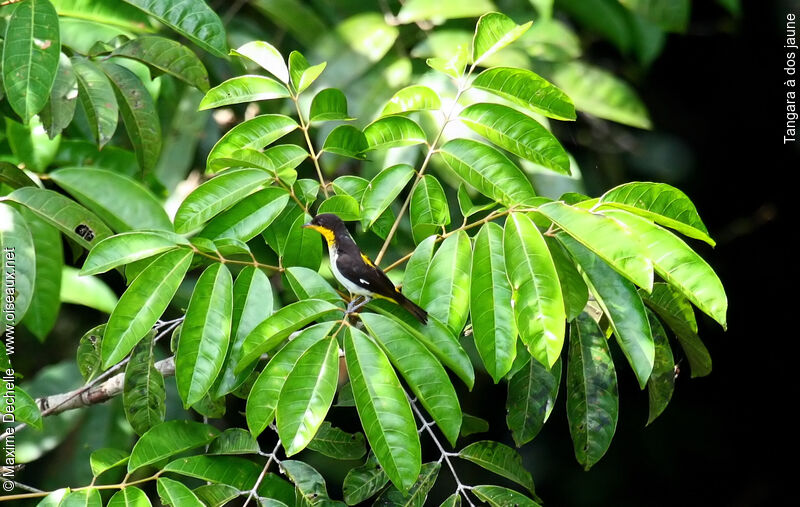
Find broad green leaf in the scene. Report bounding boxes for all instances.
[538,201,654,290]
[198,187,289,241]
[472,485,540,507]
[409,174,449,243]
[402,236,436,302]
[60,489,101,507]
[343,453,388,505]
[344,326,421,493]
[89,448,130,476]
[317,195,361,221]
[1,0,60,121]
[381,85,441,116]
[559,234,654,388]
[545,236,588,321]
[599,181,715,246]
[60,266,118,313]
[471,222,516,382]
[277,337,339,456]
[199,75,289,110]
[642,283,711,377]
[457,183,496,218]
[620,0,690,32]
[396,0,496,23]
[72,57,118,147]
[419,231,471,334]
[210,148,275,174]
[77,324,104,381]
[506,357,561,446]
[231,41,288,82]
[472,12,532,66]
[472,67,576,121]
[288,50,326,94]
[102,249,193,368]
[40,53,78,139]
[123,330,165,435]
[307,422,366,460]
[368,299,475,389]
[163,455,262,490]
[322,125,367,159]
[280,460,332,504]
[50,167,172,232]
[567,313,619,470]
[207,114,298,169]
[207,428,260,455]
[6,186,112,251]
[521,17,581,60]
[112,36,209,91]
[246,322,335,436]
[361,313,462,446]
[439,138,537,207]
[265,144,307,184]
[157,477,204,507]
[646,310,675,425]
[192,484,239,507]
[605,210,727,328]
[81,232,185,276]
[33,488,68,506]
[440,493,463,507]
[122,0,228,57]
[10,387,42,429]
[361,164,415,228]
[107,487,151,507]
[176,263,233,407]
[19,209,62,340]
[128,420,220,472]
[174,168,272,233]
[459,102,569,175]
[504,213,565,367]
[5,116,61,172]
[262,203,303,256]
[237,299,339,373]
[0,162,38,189]
[550,61,651,129]
[460,413,490,437]
[284,266,341,306]
[282,212,322,270]
[0,204,36,322]
[426,42,468,79]
[458,441,535,493]
[374,461,440,506]
[310,88,352,122]
[363,116,427,151]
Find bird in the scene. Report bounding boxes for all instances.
[303,213,428,324]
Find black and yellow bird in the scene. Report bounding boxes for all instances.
[303,213,428,324]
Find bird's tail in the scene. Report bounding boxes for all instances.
[395,292,428,325]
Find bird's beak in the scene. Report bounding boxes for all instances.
[302,222,312,229]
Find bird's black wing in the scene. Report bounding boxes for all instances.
[336,251,399,300]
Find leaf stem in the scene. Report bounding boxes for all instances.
[242,438,282,507]
[292,94,330,198]
[190,245,282,272]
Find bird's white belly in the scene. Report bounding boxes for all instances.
[329,248,372,296]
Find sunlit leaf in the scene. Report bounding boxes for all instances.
[310,88,352,122]
[207,114,298,169]
[163,455,262,490]
[410,174,450,244]
[396,0,496,23]
[419,231,471,334]
[157,477,204,506]
[231,40,289,83]
[288,50,326,94]
[0,205,36,322]
[317,194,361,221]
[363,116,427,151]
[199,75,289,110]
[198,187,289,242]
[381,85,441,116]
[71,57,118,148]
[107,487,151,507]
[361,164,415,228]
[322,125,368,159]
[472,67,576,121]
[89,448,130,477]
[472,12,532,66]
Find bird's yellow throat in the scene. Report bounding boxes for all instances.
[303,224,336,246]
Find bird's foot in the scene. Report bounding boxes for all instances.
[347,296,371,315]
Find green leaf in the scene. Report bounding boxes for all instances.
[5,116,61,171]
[10,387,42,430]
[457,183,496,218]
[231,40,289,83]
[471,222,516,382]
[381,85,441,116]
[265,144,307,184]
[459,102,569,175]
[599,181,715,246]
[410,175,449,244]
[19,209,62,340]
[419,231,471,334]
[545,236,588,321]
[33,488,69,506]
[549,61,651,129]
[472,67,575,121]
[6,186,112,250]
[89,448,130,476]
[426,43,468,79]
[307,422,366,460]
[344,326,421,493]
[198,75,290,110]
[207,428,260,455]
[322,125,368,159]
[282,212,322,270]
[198,187,289,242]
[620,0,690,32]
[472,485,540,507]
[122,0,228,57]
[40,53,78,139]
[0,162,38,189]
[310,88,352,122]
[174,168,272,233]
[559,234,654,388]
[402,236,436,302]
[176,263,233,407]
[123,330,165,435]
[163,455,262,490]
[439,138,537,207]
[605,210,726,328]
[288,50,326,94]
[363,116,427,151]
[504,213,565,367]
[60,489,102,507]
[107,487,151,507]
[77,324,104,381]
[277,337,339,455]
[72,57,118,147]
[102,248,193,368]
[112,36,209,91]
[361,312,462,446]
[507,357,561,446]
[60,266,118,313]
[538,201,654,290]
[50,167,172,232]
[157,477,204,507]
[374,461,440,506]
[246,322,335,436]
[317,195,361,221]
[1,0,61,121]
[473,12,532,66]
[458,440,535,493]
[0,204,36,322]
[128,420,220,472]
[440,493,463,507]
[567,313,619,470]
[284,266,341,306]
[81,232,184,276]
[192,484,239,507]
[280,460,332,504]
[396,0,496,23]
[207,114,298,169]
[646,310,675,425]
[460,413,490,437]
[368,299,475,389]
[237,299,339,373]
[343,453,388,505]
[361,164,415,228]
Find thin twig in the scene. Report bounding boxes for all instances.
[242,438,282,507]
[292,95,330,198]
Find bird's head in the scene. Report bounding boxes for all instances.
[303,213,345,245]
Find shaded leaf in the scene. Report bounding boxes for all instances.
[646,310,675,425]
[40,53,78,138]
[506,357,561,446]
[343,453,388,505]
[128,420,220,472]
[307,422,366,460]
[90,448,130,477]
[458,440,535,493]
[123,330,165,435]
[19,209,62,340]
[71,57,118,148]
[472,485,540,507]
[112,35,210,91]
[374,461,440,506]
[361,164,415,228]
